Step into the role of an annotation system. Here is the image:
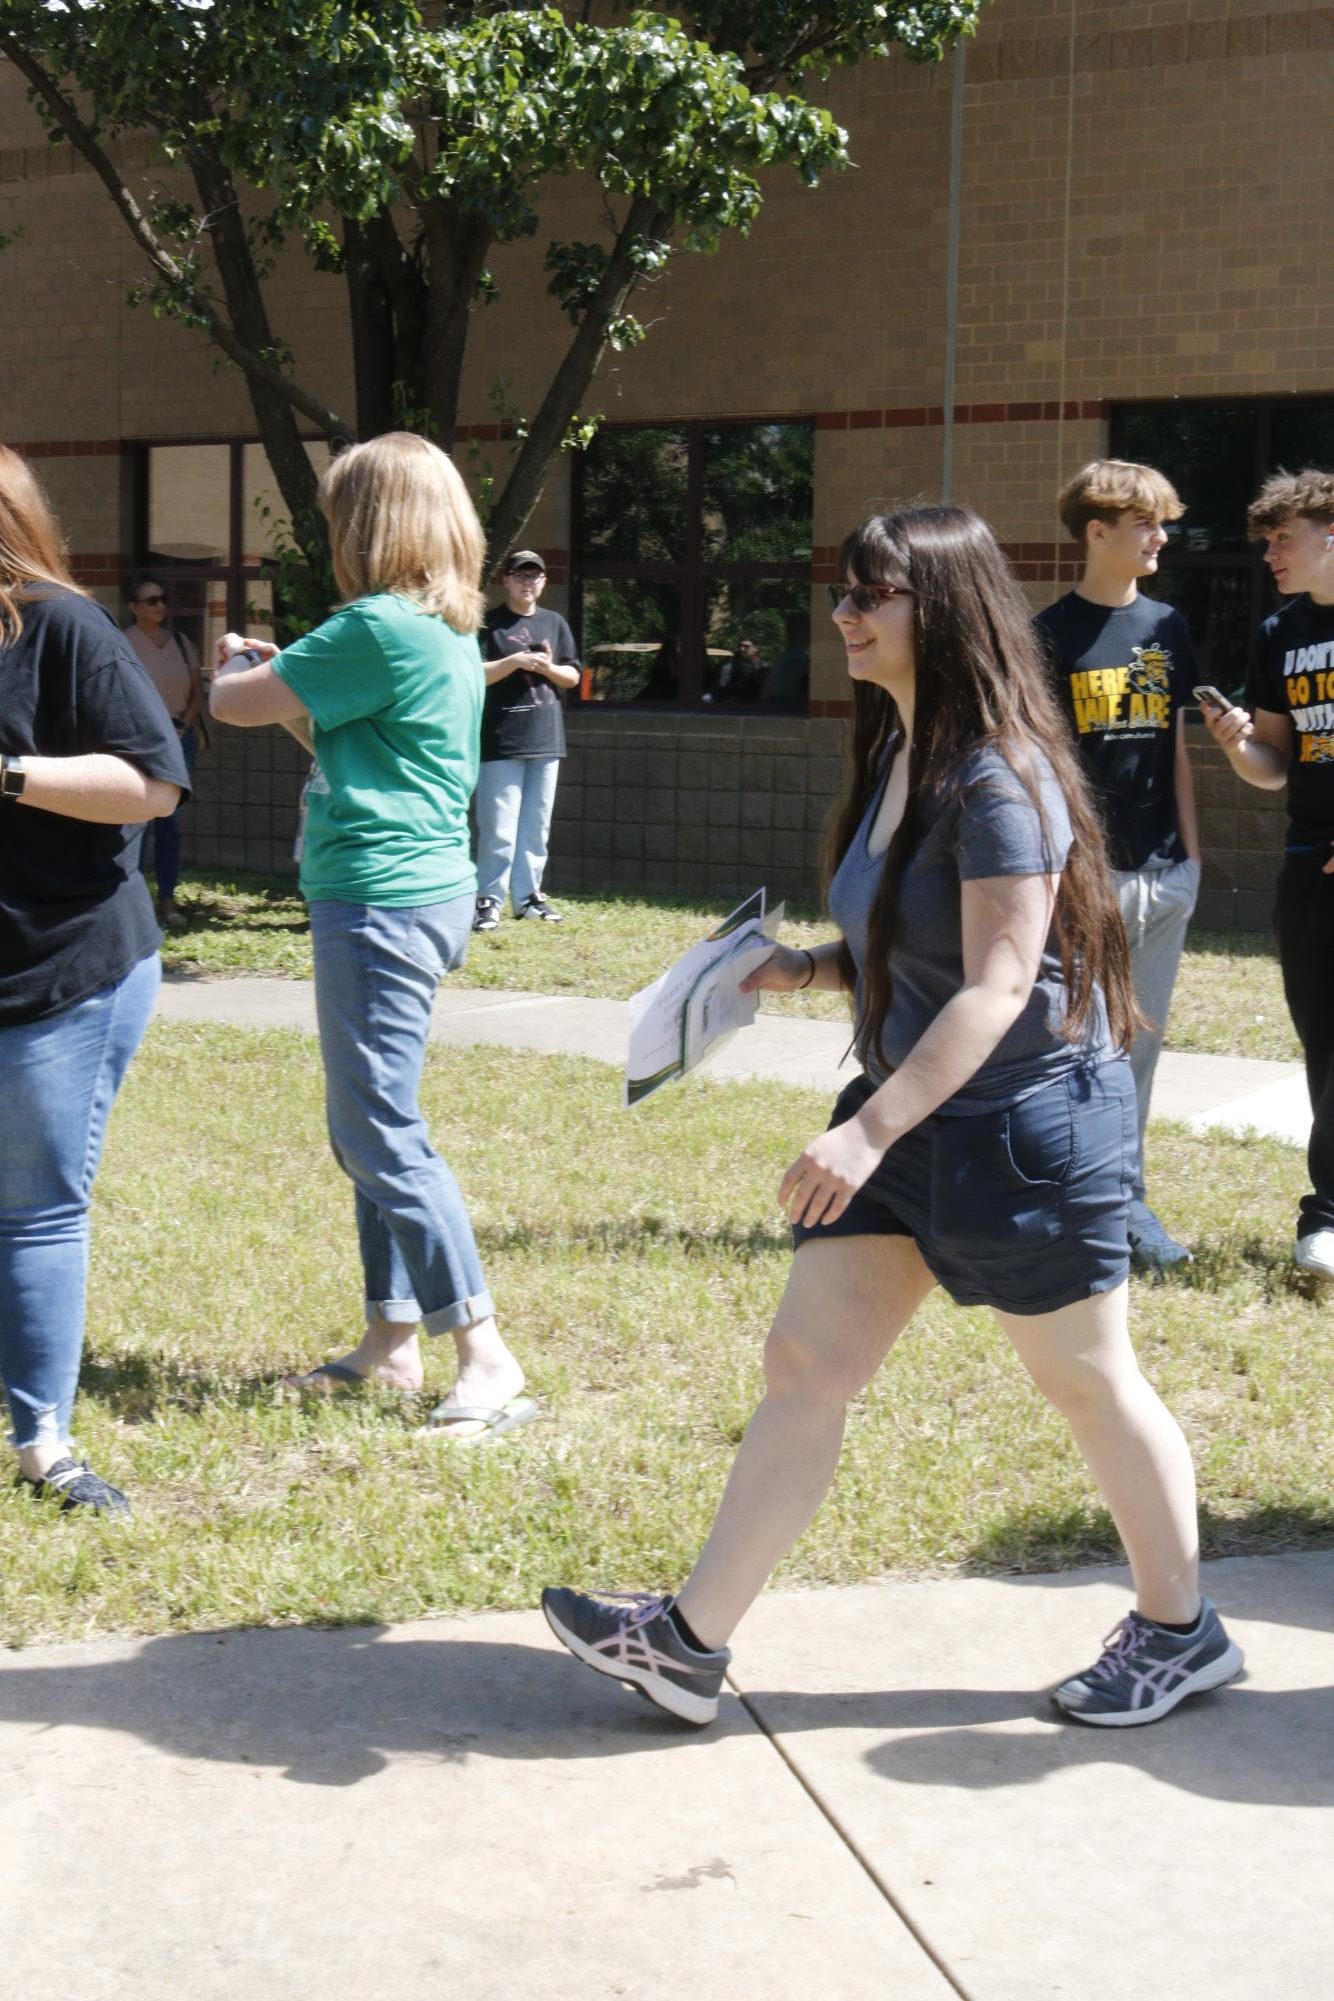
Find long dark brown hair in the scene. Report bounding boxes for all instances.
[822,505,1136,1069]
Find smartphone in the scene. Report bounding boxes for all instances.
[1193,684,1231,714]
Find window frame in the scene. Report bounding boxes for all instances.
[132,436,326,635]
[1107,395,1334,643]
[569,415,816,712]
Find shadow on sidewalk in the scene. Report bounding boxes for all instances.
[0,1624,746,1788]
[740,1551,1334,1810]
[849,1681,1334,1806]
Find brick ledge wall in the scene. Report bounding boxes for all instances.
[180,718,1287,929]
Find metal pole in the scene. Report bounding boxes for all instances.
[941,39,966,502]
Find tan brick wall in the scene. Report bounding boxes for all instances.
[4,5,1331,919]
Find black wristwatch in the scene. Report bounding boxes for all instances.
[0,754,26,802]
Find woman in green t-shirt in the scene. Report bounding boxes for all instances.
[211,434,535,1442]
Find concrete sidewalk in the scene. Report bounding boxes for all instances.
[2,1553,1329,1999]
[155,973,1312,1144]
[5,976,1321,1996]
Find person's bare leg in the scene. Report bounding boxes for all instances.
[675,1234,935,1649]
[429,1314,526,1434]
[995,1282,1201,1626]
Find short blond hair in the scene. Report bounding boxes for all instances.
[1247,468,1334,539]
[1057,459,1184,544]
[320,432,485,632]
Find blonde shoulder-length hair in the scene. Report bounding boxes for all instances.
[0,443,89,644]
[320,431,486,633]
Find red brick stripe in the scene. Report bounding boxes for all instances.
[817,400,1103,432]
[8,441,128,458]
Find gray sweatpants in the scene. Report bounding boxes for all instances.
[1115,857,1201,1202]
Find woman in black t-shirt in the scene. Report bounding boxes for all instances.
[0,445,187,1518]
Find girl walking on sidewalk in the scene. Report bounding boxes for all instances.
[543,505,1242,1727]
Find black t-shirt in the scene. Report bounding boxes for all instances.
[1245,595,1334,847]
[479,605,578,761]
[0,589,191,1025]
[1036,591,1196,871]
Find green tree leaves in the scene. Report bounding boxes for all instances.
[0,0,981,577]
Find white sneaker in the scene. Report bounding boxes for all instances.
[1293,1229,1334,1278]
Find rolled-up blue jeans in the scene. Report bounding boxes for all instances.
[309,896,495,1335]
[0,951,160,1451]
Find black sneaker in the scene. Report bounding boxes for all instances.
[541,1587,729,1724]
[17,1456,131,1518]
[1127,1200,1192,1273]
[472,896,501,933]
[516,892,562,923]
[1053,1598,1242,1727]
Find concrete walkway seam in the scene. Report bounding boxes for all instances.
[728,1675,979,2001]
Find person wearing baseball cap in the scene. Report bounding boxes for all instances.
[473,549,581,930]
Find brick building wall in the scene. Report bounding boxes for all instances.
[3,4,1332,922]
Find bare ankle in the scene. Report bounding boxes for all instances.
[18,1440,70,1482]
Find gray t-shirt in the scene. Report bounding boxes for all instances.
[827,740,1112,1114]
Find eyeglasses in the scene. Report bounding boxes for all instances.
[136,592,166,606]
[508,566,545,578]
[826,582,912,613]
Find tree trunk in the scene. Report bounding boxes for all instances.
[343,218,397,439]
[485,196,667,565]
[421,202,494,451]
[191,146,325,568]
[357,208,432,429]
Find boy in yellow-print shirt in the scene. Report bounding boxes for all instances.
[1036,460,1202,1273]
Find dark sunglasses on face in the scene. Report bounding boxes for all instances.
[826,582,912,613]
[136,592,166,606]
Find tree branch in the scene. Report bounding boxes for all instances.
[0,38,354,443]
[486,194,667,563]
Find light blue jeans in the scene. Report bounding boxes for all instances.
[1115,856,1201,1203]
[309,897,495,1334]
[0,951,160,1450]
[475,756,561,910]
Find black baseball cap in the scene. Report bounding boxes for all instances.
[504,548,545,573]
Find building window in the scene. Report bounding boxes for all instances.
[134,438,328,664]
[571,420,814,709]
[1110,398,1334,696]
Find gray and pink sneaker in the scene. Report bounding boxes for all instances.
[1053,1598,1243,1727]
[541,1587,729,1725]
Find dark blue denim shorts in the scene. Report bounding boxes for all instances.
[792,1058,1136,1316]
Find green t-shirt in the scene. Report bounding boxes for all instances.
[273,593,482,907]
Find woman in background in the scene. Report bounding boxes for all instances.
[210,433,535,1442]
[123,567,204,931]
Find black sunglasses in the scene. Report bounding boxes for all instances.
[826,582,912,613]
[136,592,166,606]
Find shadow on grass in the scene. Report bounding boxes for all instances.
[964,1499,1334,1577]
[475,1216,792,1261]
[78,1346,298,1423]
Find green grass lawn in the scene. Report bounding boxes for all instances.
[1,1023,1328,1648]
[163,871,1302,1056]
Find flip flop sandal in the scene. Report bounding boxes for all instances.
[284,1360,418,1397]
[415,1395,541,1445]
